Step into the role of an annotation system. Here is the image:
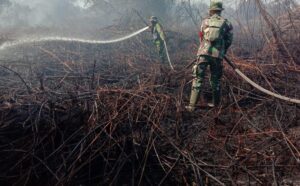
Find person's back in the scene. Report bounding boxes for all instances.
[198,11,233,59]
[186,1,233,112]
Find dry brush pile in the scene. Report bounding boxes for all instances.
[0,25,299,186]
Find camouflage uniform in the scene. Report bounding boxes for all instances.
[187,3,233,111]
[151,18,166,63]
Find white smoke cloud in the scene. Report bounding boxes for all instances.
[0,0,119,40]
[73,0,94,9]
[0,0,176,39]
[0,0,83,27]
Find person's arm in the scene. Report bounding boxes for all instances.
[199,18,209,42]
[196,19,207,58]
[156,23,166,41]
[198,20,205,42]
[224,20,233,54]
[198,30,203,42]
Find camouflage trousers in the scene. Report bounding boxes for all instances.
[154,40,166,63]
[190,55,223,105]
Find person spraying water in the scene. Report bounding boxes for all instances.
[149,16,174,70]
[149,16,167,63]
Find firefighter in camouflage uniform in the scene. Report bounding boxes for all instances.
[186,1,233,112]
[150,16,167,63]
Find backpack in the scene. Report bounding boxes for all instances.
[204,15,226,42]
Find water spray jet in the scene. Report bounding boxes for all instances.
[0,26,150,50]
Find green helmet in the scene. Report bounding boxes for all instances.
[150,16,158,22]
[209,1,224,11]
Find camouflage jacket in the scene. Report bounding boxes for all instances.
[151,23,166,42]
[197,14,233,59]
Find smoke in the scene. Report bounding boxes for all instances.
[0,0,176,40]
[0,0,120,39]
[0,0,79,27]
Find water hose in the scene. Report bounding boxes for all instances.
[163,40,174,70]
[0,26,150,50]
[224,56,300,104]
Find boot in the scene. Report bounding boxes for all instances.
[212,88,221,107]
[185,88,200,112]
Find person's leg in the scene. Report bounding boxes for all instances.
[156,41,165,63]
[186,57,208,112]
[209,57,223,106]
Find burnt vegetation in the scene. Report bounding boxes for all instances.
[0,0,299,185]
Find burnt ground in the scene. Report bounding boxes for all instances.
[0,30,299,185]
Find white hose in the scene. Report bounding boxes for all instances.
[163,40,174,70]
[0,26,150,50]
[235,69,300,104]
